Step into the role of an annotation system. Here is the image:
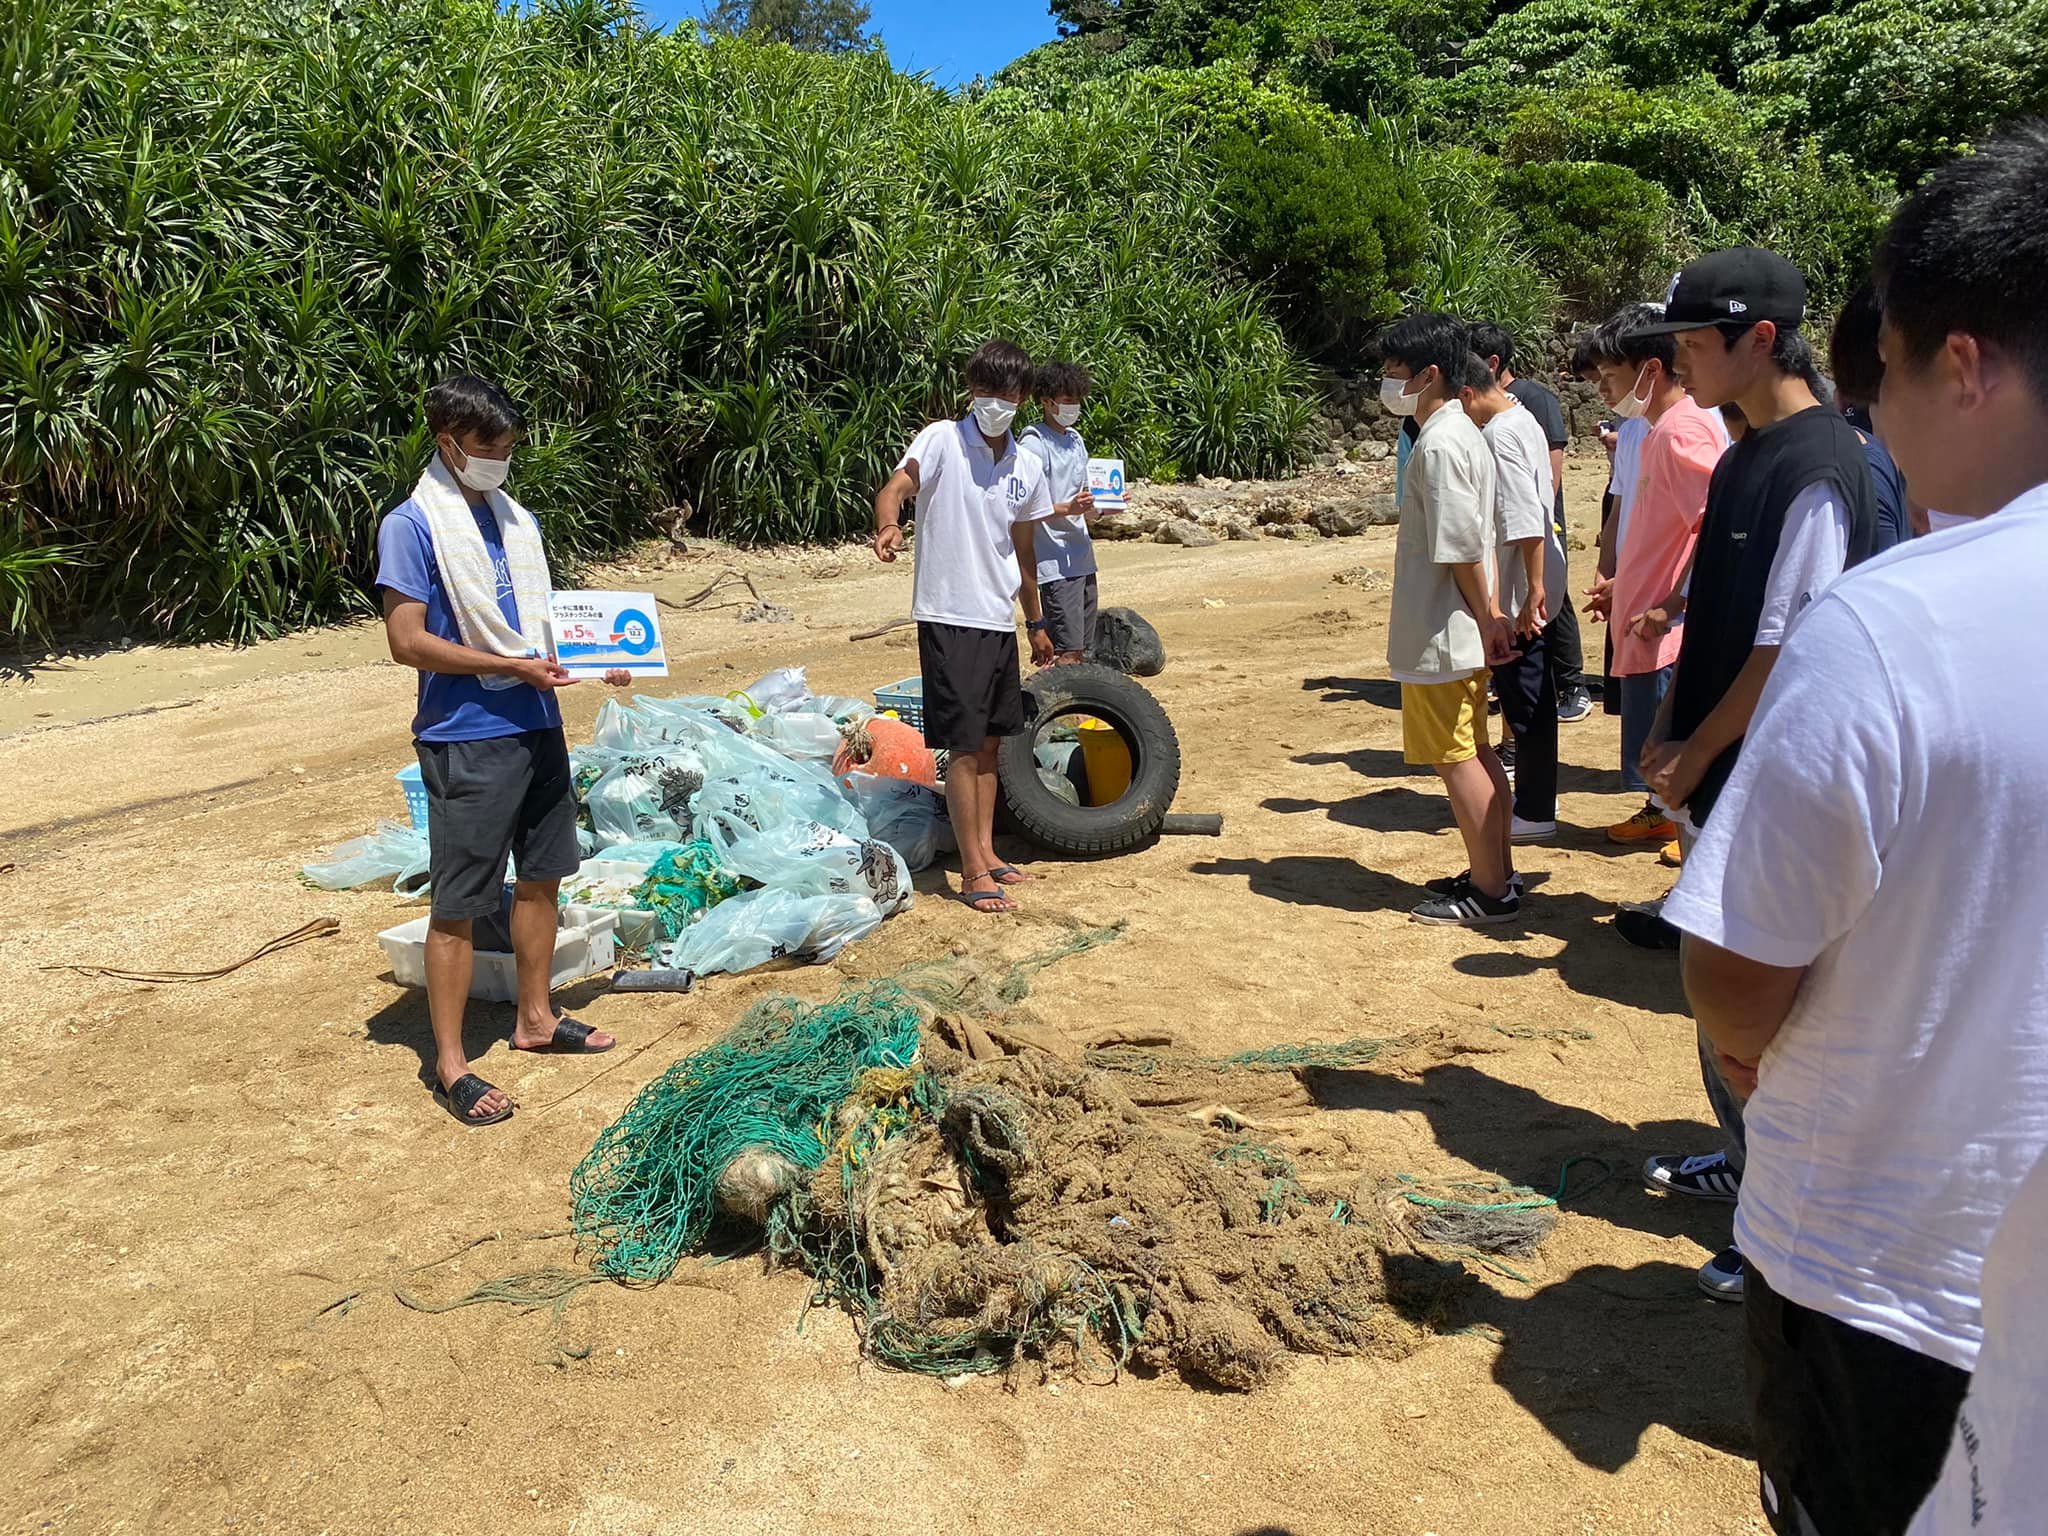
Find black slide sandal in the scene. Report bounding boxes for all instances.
[435,1073,513,1126]
[511,1016,615,1055]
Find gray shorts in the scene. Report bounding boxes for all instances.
[416,729,581,921]
[1039,573,1098,655]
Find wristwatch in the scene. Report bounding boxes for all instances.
[1026,619,1048,632]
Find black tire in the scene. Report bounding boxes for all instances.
[997,663,1181,857]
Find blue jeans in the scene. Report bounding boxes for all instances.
[1619,666,1674,793]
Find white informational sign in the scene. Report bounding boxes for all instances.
[1087,457,1128,513]
[546,590,669,678]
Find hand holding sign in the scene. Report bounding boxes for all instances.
[1086,458,1127,513]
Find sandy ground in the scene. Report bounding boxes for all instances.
[0,460,1766,1535]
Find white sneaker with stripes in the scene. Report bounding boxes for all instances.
[1642,1151,1742,1202]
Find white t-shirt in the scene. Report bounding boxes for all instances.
[1482,401,1562,624]
[1609,416,1652,552]
[1664,482,2048,1373]
[1909,1149,2048,1534]
[898,417,1054,632]
[1017,423,1095,583]
[1756,482,1852,645]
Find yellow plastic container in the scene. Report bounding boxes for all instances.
[1076,718,1133,805]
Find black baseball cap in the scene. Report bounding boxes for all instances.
[1633,248,1807,335]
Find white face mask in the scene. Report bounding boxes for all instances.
[446,438,512,493]
[1051,402,1082,429]
[1379,372,1427,417]
[971,397,1019,437]
[1612,364,1655,419]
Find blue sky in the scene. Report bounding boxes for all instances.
[638,0,1062,87]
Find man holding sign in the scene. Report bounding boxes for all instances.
[1019,360,1103,664]
[376,374,627,1126]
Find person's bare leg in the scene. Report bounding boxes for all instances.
[1476,743,1515,882]
[946,752,1012,907]
[980,738,1032,883]
[426,916,507,1117]
[510,879,612,1050]
[1437,757,1510,898]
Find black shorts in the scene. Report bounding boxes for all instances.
[416,728,581,921]
[1745,1263,1969,1535]
[1039,573,1099,655]
[917,621,1026,754]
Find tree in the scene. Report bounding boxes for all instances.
[1745,0,2048,187]
[700,0,873,53]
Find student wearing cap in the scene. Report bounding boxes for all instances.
[1632,247,1877,1302]
[1664,123,2048,1534]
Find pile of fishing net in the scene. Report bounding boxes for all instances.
[569,945,1576,1390]
[304,665,953,983]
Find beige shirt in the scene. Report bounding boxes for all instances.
[1388,400,1496,682]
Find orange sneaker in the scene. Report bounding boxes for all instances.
[1608,804,1679,845]
[1660,839,1684,868]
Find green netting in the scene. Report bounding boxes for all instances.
[569,981,923,1281]
[631,840,748,941]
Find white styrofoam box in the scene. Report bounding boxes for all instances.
[560,902,663,954]
[377,910,618,1002]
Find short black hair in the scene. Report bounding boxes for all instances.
[1377,312,1469,391]
[1875,118,2048,405]
[1568,327,1604,377]
[1467,321,1514,374]
[964,339,1035,398]
[426,374,526,441]
[1715,321,1828,394]
[1035,360,1093,399]
[1459,351,1497,393]
[1829,279,1886,406]
[1597,304,1665,367]
[1615,318,1678,373]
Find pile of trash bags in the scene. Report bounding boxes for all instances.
[303,667,953,983]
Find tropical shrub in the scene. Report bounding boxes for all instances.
[0,0,1311,641]
[1496,160,1678,314]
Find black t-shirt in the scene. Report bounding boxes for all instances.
[1506,376,1568,522]
[1507,377,1569,450]
[1670,405,1877,823]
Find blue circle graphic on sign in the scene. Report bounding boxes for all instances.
[611,608,657,656]
[1109,466,1124,494]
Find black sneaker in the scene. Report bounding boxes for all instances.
[1643,1151,1742,1202]
[1497,740,1518,784]
[1697,1246,1746,1302]
[1411,884,1521,926]
[1616,906,1681,950]
[1425,869,1526,896]
[1557,687,1593,724]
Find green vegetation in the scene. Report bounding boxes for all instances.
[0,0,1308,641]
[5,0,2041,642]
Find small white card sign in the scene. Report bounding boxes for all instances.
[1086,457,1128,512]
[546,590,669,678]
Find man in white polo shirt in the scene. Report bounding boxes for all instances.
[1664,120,2048,1535]
[872,339,1055,914]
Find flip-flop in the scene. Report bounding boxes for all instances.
[511,1016,615,1055]
[434,1072,513,1126]
[987,865,1034,886]
[957,873,1018,914]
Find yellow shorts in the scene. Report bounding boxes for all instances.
[1401,676,1485,766]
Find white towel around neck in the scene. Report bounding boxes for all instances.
[409,453,553,686]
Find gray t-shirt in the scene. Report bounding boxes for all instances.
[1388,401,1496,682]
[1483,400,1565,624]
[1018,424,1095,583]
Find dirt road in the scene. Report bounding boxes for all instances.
[0,462,1764,1535]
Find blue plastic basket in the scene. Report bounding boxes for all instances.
[395,763,430,831]
[873,676,925,734]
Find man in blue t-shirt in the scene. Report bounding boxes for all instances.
[375,374,625,1126]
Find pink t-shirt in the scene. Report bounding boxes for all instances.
[1612,396,1727,676]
